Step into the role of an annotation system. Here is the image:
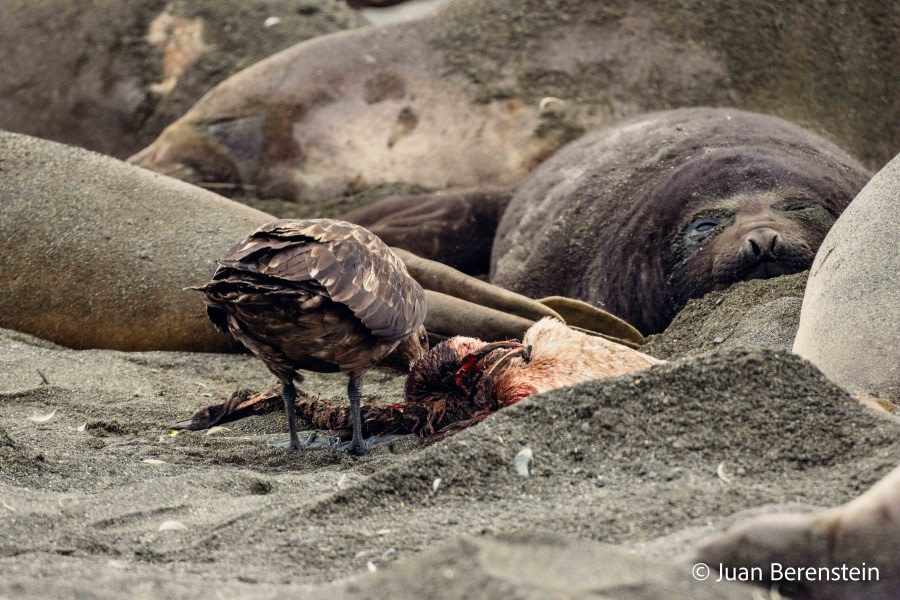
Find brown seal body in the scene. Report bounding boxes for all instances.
[0,130,271,352]
[344,187,514,274]
[491,109,871,335]
[130,0,899,200]
[0,130,632,354]
[0,0,363,159]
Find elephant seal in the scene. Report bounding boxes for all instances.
[490,109,871,335]
[130,0,899,201]
[0,131,272,352]
[344,186,513,274]
[793,152,900,402]
[0,131,636,352]
[0,0,363,158]
[686,463,900,600]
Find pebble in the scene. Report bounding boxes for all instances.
[514,447,533,477]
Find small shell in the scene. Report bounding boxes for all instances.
[539,96,565,114]
[27,409,57,423]
[716,461,734,484]
[158,520,187,532]
[514,447,534,477]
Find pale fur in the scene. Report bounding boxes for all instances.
[491,318,663,405]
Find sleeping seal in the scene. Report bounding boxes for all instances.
[491,109,871,334]
[129,0,898,201]
[0,0,363,158]
[0,131,636,352]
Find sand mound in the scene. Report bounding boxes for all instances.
[645,272,808,360]
[330,531,757,599]
[1,324,896,597]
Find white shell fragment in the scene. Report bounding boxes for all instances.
[716,461,734,484]
[367,561,377,573]
[76,422,87,432]
[432,477,442,493]
[27,409,57,423]
[539,96,565,114]
[158,520,187,532]
[142,459,167,465]
[514,447,534,477]
[263,16,281,28]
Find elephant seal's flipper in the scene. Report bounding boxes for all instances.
[684,464,900,600]
[396,249,561,324]
[397,249,645,344]
[344,187,514,275]
[424,290,534,342]
[538,296,644,347]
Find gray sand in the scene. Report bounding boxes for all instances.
[1,325,896,598]
[645,272,809,360]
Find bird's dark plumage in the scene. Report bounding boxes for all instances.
[192,218,428,453]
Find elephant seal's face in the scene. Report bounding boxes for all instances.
[669,187,838,303]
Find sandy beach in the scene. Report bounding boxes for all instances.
[2,308,896,597]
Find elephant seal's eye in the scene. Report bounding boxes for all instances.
[686,217,724,241]
[693,219,719,232]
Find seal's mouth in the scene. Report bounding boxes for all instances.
[740,258,800,281]
[699,256,808,295]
